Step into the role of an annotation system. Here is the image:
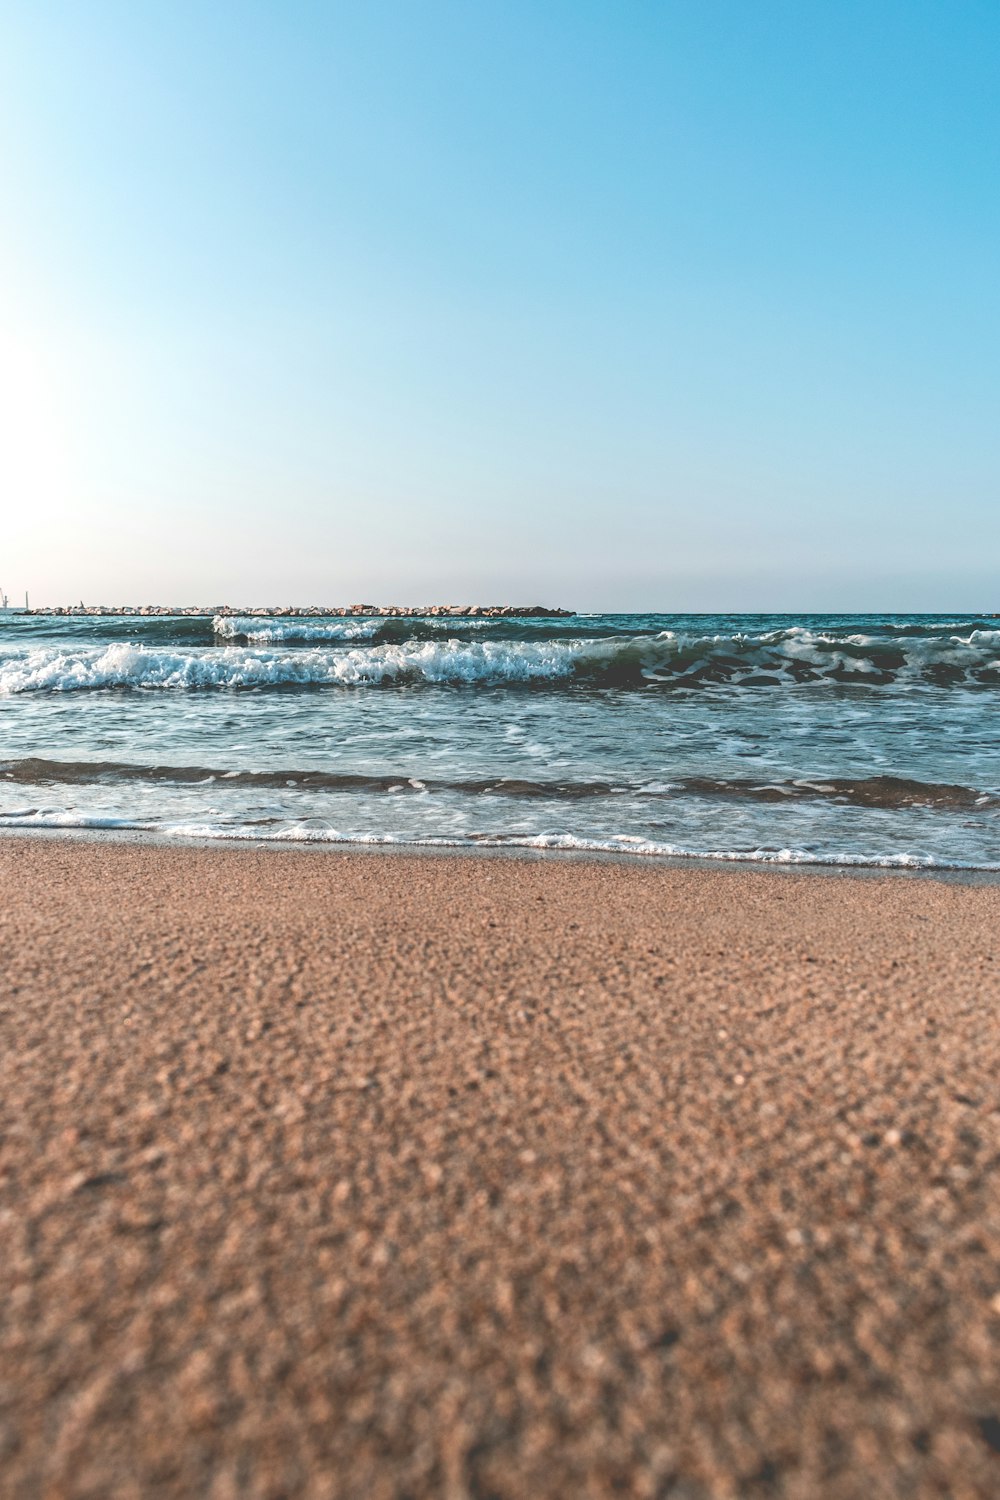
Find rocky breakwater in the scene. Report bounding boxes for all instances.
[32,603,575,618]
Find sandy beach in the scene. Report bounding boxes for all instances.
[1,836,998,1499]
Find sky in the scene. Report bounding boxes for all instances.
[1,1,997,611]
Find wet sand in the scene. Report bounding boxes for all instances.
[1,836,998,1499]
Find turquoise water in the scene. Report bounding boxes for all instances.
[1,612,998,869]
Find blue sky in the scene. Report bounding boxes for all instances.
[1,1,997,609]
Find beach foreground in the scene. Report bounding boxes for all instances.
[1,839,998,1499]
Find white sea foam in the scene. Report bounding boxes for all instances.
[212,616,384,643]
[1,626,999,694]
[1,808,995,869]
[212,615,501,642]
[0,638,610,692]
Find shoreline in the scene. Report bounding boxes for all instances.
[2,836,999,1496]
[3,824,999,885]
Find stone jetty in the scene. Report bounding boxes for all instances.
[29,603,575,618]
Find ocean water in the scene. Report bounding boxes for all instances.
[0,611,998,870]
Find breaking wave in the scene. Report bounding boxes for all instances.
[1,626,1000,693]
[211,614,592,644]
[213,616,385,643]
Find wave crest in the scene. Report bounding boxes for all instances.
[1,627,999,693]
[213,616,384,643]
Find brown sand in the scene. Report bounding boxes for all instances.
[1,837,999,1499]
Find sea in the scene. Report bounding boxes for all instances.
[1,611,998,872]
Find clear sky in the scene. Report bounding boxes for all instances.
[1,1,997,610]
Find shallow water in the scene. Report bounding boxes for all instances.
[1,612,998,869]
